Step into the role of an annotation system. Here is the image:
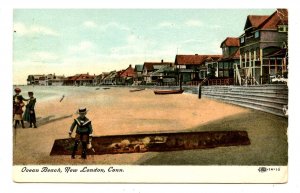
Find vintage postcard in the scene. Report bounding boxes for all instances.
[12,9,288,183]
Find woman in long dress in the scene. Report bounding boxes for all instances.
[23,92,37,128]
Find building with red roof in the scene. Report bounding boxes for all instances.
[64,73,95,86]
[115,64,137,85]
[175,54,221,84]
[239,9,288,85]
[210,37,241,85]
[142,60,173,84]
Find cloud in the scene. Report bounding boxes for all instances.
[14,22,59,36]
[83,21,97,28]
[185,20,203,27]
[68,41,95,53]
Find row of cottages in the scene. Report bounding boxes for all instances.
[64,73,95,86]
[27,74,65,86]
[95,64,137,85]
[238,9,288,85]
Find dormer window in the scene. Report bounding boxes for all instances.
[278,25,288,32]
[254,31,260,38]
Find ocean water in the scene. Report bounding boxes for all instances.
[12,85,95,102]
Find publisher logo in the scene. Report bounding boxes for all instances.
[258,167,280,173]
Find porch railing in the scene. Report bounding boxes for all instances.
[208,78,234,86]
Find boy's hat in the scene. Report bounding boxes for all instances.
[78,107,88,114]
[28,91,34,95]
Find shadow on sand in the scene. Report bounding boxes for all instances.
[136,110,288,165]
[36,114,73,127]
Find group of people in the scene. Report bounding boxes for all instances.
[13,88,37,128]
[13,87,93,159]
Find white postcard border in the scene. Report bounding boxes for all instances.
[13,165,287,183]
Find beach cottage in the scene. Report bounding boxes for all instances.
[208,37,241,85]
[27,75,45,85]
[175,54,221,85]
[117,64,136,85]
[133,64,143,85]
[101,71,117,85]
[142,60,173,85]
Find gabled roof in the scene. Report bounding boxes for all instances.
[220,37,240,48]
[120,65,136,77]
[76,74,95,81]
[175,54,222,65]
[244,15,269,30]
[134,64,143,72]
[143,62,172,71]
[102,71,117,80]
[33,75,44,79]
[258,9,288,30]
[244,9,288,31]
[219,49,240,61]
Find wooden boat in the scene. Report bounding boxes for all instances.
[102,87,111,90]
[154,89,184,95]
[129,88,145,92]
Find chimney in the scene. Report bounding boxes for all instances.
[161,59,164,63]
[129,64,132,68]
[87,72,89,75]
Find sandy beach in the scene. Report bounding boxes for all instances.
[13,86,288,165]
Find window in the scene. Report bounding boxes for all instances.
[254,31,260,38]
[224,62,228,69]
[278,25,288,32]
[240,37,245,43]
[224,71,229,77]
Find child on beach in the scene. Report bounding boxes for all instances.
[68,107,93,159]
[23,92,37,128]
[13,95,25,128]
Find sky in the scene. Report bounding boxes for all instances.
[13,9,275,84]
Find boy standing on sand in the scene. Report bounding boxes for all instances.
[68,107,93,159]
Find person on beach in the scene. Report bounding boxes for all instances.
[13,95,25,128]
[68,107,93,159]
[13,87,28,103]
[23,92,37,128]
[13,88,28,117]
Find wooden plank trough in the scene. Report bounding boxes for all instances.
[50,130,250,156]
